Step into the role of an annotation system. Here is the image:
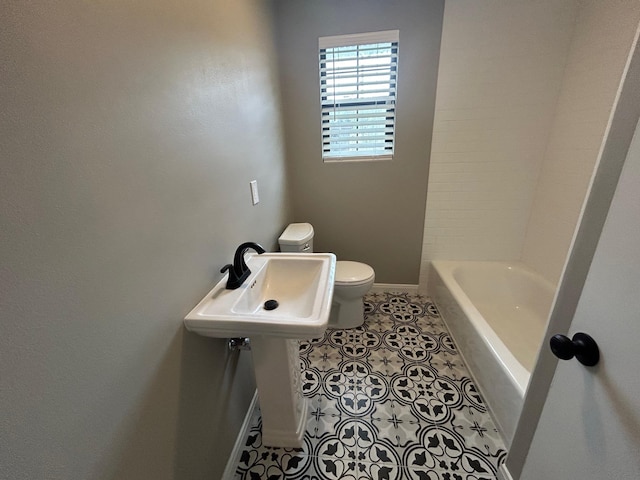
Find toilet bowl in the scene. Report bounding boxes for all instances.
[331,260,375,328]
[278,223,375,329]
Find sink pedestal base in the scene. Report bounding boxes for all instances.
[251,336,307,448]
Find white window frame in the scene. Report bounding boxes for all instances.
[319,30,399,163]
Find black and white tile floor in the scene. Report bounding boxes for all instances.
[233,292,506,480]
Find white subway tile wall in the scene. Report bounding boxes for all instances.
[421,0,640,290]
[521,1,640,284]
[420,0,577,290]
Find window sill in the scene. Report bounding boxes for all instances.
[323,155,394,164]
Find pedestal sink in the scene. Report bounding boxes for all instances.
[184,252,336,447]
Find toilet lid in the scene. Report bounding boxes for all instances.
[279,222,314,245]
[335,261,375,286]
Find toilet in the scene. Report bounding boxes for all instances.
[278,223,375,329]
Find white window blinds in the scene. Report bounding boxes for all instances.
[319,30,399,162]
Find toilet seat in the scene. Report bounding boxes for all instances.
[335,261,375,286]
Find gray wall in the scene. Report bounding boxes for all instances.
[0,1,290,479]
[273,0,443,284]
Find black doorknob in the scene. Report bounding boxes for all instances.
[549,332,599,366]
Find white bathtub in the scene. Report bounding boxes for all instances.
[429,261,555,445]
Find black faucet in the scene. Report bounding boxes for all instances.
[220,242,266,289]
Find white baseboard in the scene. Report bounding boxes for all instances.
[497,463,514,480]
[221,390,259,480]
[370,283,419,293]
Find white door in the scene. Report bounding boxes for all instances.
[519,118,640,477]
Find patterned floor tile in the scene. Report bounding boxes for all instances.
[306,394,343,439]
[449,408,505,463]
[234,416,314,479]
[366,349,406,379]
[357,461,403,480]
[428,351,469,382]
[303,343,346,372]
[233,292,506,480]
[363,312,398,334]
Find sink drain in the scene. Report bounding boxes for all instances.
[264,299,279,311]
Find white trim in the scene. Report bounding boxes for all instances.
[221,390,259,480]
[370,283,419,294]
[497,463,514,480]
[319,30,399,49]
[324,155,393,164]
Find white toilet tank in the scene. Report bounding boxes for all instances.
[278,223,314,253]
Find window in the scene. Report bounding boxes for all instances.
[319,30,399,162]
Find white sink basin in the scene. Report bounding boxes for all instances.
[184,252,336,339]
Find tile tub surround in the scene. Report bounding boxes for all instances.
[233,293,506,479]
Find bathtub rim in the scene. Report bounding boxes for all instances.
[431,260,537,397]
